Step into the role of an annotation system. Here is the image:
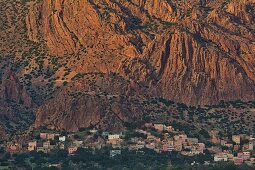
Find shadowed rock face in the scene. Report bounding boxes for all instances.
[0,69,33,108]
[22,0,255,131]
[0,69,34,137]
[35,73,145,132]
[0,127,5,137]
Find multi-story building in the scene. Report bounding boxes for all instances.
[108,134,120,140]
[43,141,51,150]
[238,152,251,161]
[40,133,47,139]
[232,135,241,144]
[28,141,37,151]
[68,147,78,154]
[197,143,205,153]
[162,144,174,152]
[47,134,55,140]
[249,140,254,151]
[59,143,65,150]
[6,142,21,152]
[59,136,66,142]
[214,153,228,162]
[37,147,45,153]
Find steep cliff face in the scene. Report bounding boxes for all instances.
[26,0,145,73]
[2,0,251,131]
[25,0,255,106]
[0,68,35,136]
[120,0,255,105]
[23,0,255,108]
[142,29,255,104]
[0,69,33,107]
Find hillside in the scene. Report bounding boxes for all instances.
[0,0,254,134]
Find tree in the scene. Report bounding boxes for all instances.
[199,129,210,139]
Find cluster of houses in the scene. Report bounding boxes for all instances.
[127,123,206,156]
[27,133,66,153]
[3,123,255,166]
[213,134,255,166]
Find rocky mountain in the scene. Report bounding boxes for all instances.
[35,73,146,132]
[0,0,254,133]
[0,68,34,138]
[26,0,255,105]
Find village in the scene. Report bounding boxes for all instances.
[1,122,255,168]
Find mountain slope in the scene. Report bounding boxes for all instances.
[0,68,34,138]
[0,0,254,133]
[25,0,255,105]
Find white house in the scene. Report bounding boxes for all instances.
[110,150,121,157]
[108,134,120,140]
[59,136,66,142]
[214,153,228,162]
[28,141,37,151]
[249,138,254,150]
[89,129,98,133]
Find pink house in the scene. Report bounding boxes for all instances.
[225,143,233,148]
[40,133,47,139]
[40,133,56,140]
[238,152,251,161]
[242,144,250,151]
[68,147,78,154]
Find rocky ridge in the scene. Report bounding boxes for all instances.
[26,0,255,105]
[0,68,34,137]
[0,0,254,133]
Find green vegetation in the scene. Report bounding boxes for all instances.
[221,0,232,10]
[0,147,213,170]
[142,98,255,137]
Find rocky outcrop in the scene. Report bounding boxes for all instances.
[132,0,175,21]
[142,29,255,105]
[35,73,144,132]
[26,0,140,55]
[25,2,41,42]
[21,0,255,131]
[0,68,35,136]
[0,69,33,107]
[25,0,255,106]
[227,0,255,24]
